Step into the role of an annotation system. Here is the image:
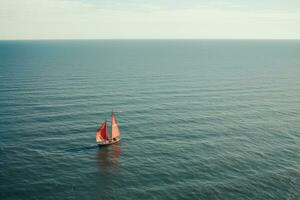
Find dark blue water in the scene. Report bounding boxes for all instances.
[0,40,300,200]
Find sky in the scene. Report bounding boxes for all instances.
[0,0,300,39]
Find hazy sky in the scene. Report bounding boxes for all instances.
[1,0,300,39]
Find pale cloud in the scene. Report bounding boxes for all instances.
[0,0,300,39]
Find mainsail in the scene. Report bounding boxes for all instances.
[111,112,120,139]
[96,121,108,142]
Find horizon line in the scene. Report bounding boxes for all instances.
[1,38,300,41]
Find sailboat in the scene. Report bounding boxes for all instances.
[96,112,121,146]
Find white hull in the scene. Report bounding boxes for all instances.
[97,137,120,146]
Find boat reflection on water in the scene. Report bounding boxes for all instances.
[97,143,121,174]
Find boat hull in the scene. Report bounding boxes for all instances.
[97,138,120,146]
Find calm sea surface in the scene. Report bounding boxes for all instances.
[0,40,300,200]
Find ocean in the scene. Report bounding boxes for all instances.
[0,40,299,200]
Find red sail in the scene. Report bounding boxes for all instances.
[111,112,120,139]
[96,121,108,142]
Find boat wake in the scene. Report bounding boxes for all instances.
[65,145,98,152]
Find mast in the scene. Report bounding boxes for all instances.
[106,119,108,143]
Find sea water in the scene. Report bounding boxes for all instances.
[0,40,300,199]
